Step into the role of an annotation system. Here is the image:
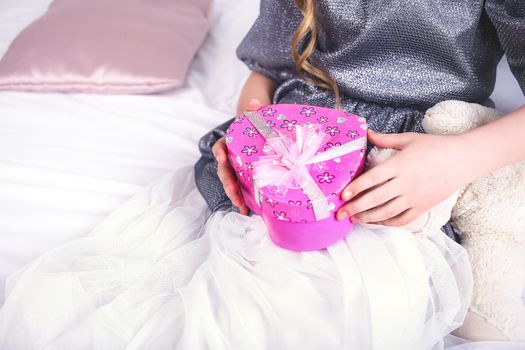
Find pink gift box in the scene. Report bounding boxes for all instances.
[225,104,368,251]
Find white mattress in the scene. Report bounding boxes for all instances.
[0,0,523,348]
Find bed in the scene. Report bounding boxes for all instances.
[0,0,524,348]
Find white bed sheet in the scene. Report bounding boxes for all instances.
[0,0,523,348]
[0,0,256,302]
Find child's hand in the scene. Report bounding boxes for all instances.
[212,98,263,215]
[336,129,470,226]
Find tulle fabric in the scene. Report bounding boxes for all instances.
[0,167,472,350]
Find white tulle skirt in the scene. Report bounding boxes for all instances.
[0,167,472,350]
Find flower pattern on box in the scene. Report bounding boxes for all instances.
[317,116,328,123]
[317,172,336,184]
[241,145,258,156]
[324,142,341,151]
[262,108,277,117]
[325,126,340,136]
[300,107,316,117]
[273,211,291,221]
[281,120,298,131]
[270,186,284,196]
[312,162,328,173]
[347,130,359,139]
[266,198,278,207]
[266,120,276,127]
[243,127,259,137]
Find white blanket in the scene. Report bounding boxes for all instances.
[0,0,253,301]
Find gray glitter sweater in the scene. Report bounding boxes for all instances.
[236,0,525,110]
[194,0,524,242]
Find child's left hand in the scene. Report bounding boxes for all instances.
[336,129,472,226]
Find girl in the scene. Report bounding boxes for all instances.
[1,1,523,349]
[198,0,525,243]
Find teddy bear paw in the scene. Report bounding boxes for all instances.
[423,100,501,135]
[365,147,397,169]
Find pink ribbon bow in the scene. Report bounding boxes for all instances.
[252,124,329,194]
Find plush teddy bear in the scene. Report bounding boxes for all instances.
[368,100,525,342]
[422,100,525,342]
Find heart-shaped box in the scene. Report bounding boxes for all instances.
[225,104,368,251]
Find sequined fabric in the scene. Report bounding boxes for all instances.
[236,0,525,109]
[195,0,525,242]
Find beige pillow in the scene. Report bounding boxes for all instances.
[0,0,212,93]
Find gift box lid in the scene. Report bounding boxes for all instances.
[226,104,368,224]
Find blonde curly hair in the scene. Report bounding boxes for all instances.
[291,0,341,109]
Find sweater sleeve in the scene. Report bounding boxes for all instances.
[485,0,525,95]
[235,0,302,84]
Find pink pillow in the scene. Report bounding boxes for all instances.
[0,0,212,94]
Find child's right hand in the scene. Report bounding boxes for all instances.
[212,98,263,215]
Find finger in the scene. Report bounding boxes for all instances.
[212,138,227,163]
[234,178,249,215]
[337,178,401,220]
[341,163,396,201]
[217,161,244,207]
[375,207,419,227]
[367,129,415,150]
[352,195,409,224]
[213,138,249,215]
[246,98,263,111]
[224,180,244,209]
[238,204,249,215]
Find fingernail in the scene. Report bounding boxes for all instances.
[350,216,360,224]
[337,210,348,221]
[341,189,352,201]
